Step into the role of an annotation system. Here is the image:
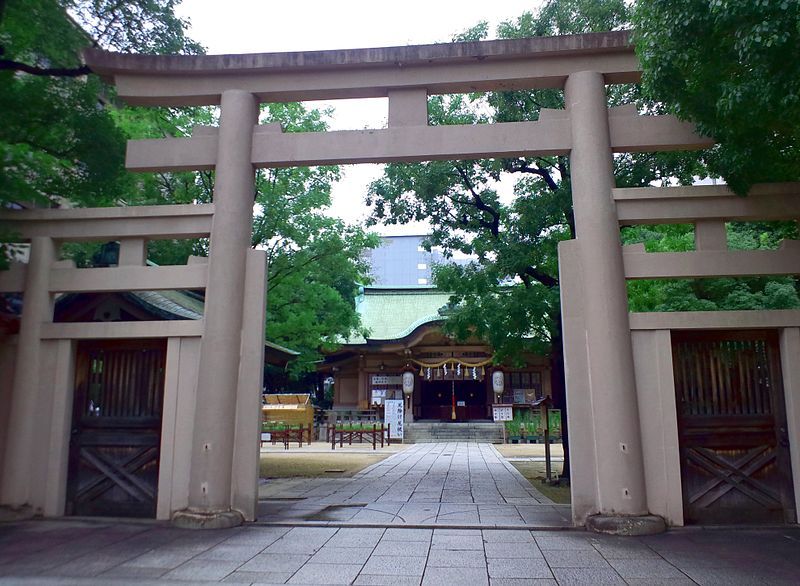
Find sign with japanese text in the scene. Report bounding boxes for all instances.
[372,375,403,385]
[492,404,513,422]
[371,388,386,404]
[384,399,404,440]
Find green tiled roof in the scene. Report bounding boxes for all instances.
[131,290,204,320]
[349,287,452,344]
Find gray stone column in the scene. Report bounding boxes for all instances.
[174,90,258,529]
[1,237,56,507]
[565,71,657,531]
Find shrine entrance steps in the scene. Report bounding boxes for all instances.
[404,422,504,444]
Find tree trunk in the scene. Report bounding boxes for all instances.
[549,312,570,480]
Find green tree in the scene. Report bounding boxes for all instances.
[254,103,380,375]
[113,102,379,375]
[624,222,800,312]
[0,0,124,208]
[0,0,203,268]
[366,0,718,478]
[57,104,218,267]
[633,0,800,194]
[367,0,703,369]
[0,0,202,209]
[1,0,377,376]
[368,0,797,392]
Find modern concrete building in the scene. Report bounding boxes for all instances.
[366,235,451,286]
[1,30,798,533]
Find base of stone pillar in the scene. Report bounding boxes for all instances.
[171,508,244,530]
[0,504,36,523]
[586,513,666,536]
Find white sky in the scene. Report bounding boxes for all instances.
[175,0,544,233]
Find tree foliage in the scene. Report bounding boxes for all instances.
[367,0,705,365]
[633,0,800,194]
[1,1,377,376]
[624,221,800,312]
[369,0,798,366]
[0,1,123,208]
[68,0,203,55]
[254,104,380,375]
[0,0,203,210]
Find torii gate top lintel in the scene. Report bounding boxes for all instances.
[82,30,639,106]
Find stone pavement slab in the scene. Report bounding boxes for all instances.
[2,520,800,585]
[257,442,570,528]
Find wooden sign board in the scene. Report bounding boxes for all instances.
[492,404,513,422]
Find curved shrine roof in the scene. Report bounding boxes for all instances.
[349,287,452,344]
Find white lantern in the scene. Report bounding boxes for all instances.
[402,371,415,395]
[492,370,504,395]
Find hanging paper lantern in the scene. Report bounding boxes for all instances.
[492,370,504,395]
[402,371,414,395]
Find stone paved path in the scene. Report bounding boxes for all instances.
[2,520,799,585]
[257,443,570,527]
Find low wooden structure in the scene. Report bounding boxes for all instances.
[261,424,312,450]
[262,394,314,430]
[329,423,391,450]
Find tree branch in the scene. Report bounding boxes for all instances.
[9,138,69,159]
[557,157,576,238]
[503,160,559,192]
[268,249,337,290]
[522,265,558,288]
[454,165,500,237]
[0,59,91,77]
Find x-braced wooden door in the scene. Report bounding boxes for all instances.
[672,330,796,524]
[66,340,166,518]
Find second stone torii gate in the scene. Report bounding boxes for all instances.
[83,31,712,529]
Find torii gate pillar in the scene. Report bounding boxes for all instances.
[564,71,664,534]
[172,90,258,529]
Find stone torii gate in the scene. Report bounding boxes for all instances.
[81,31,712,530]
[32,31,713,529]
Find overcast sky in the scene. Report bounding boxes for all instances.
[175,0,544,232]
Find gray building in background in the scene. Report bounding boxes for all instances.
[367,235,446,286]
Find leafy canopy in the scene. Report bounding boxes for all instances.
[633,0,800,194]
[254,104,380,375]
[367,0,706,365]
[1,1,378,376]
[111,102,379,375]
[0,0,202,209]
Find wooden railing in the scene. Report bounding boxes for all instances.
[260,425,312,450]
[328,423,391,450]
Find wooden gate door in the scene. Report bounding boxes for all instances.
[672,330,796,524]
[66,339,167,518]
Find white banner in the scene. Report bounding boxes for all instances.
[384,399,404,440]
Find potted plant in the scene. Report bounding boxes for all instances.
[524,412,540,444]
[505,418,521,444]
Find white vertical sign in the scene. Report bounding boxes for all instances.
[384,399,404,440]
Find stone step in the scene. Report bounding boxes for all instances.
[403,421,505,444]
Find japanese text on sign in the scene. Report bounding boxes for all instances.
[384,399,404,439]
[492,404,513,422]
